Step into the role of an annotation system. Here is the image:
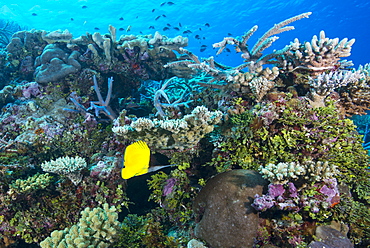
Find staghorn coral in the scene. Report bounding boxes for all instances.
[40,203,120,248]
[278,30,356,74]
[213,12,312,73]
[153,76,194,118]
[41,156,87,185]
[112,106,223,150]
[66,75,117,120]
[164,48,238,84]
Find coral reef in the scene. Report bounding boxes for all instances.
[40,203,119,248]
[0,11,369,248]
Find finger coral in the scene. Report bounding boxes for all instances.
[40,204,120,248]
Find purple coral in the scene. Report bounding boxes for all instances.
[22,82,42,98]
[288,182,298,198]
[163,177,177,196]
[268,184,285,198]
[252,194,275,211]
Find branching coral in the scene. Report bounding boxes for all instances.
[164,48,238,84]
[259,161,339,184]
[338,63,370,115]
[40,204,120,248]
[8,173,53,194]
[153,76,193,118]
[306,69,364,108]
[41,156,87,185]
[278,30,356,74]
[213,12,312,73]
[112,106,223,150]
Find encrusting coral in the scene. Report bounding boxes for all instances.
[40,203,120,248]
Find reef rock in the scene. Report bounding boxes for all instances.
[193,169,268,248]
[308,225,354,248]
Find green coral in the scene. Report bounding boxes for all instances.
[9,173,53,194]
[40,203,120,248]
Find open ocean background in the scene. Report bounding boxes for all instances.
[1,0,369,68]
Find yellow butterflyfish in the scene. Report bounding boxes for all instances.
[122,140,174,179]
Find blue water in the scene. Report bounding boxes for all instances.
[1,0,369,67]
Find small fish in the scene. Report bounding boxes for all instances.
[94,27,100,30]
[119,17,124,21]
[199,28,202,31]
[166,23,171,27]
[167,1,175,5]
[136,16,138,19]
[173,27,180,31]
[155,15,161,20]
[70,18,74,21]
[149,25,155,29]
[163,27,170,31]
[31,13,37,16]
[205,23,210,27]
[126,25,132,32]
[225,48,231,53]
[121,141,174,179]
[162,14,167,17]
[228,33,233,36]
[200,45,207,52]
[183,30,192,34]
[82,5,87,9]
[160,2,166,6]
[179,22,182,27]
[152,9,156,12]
[195,35,201,40]
[119,28,124,31]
